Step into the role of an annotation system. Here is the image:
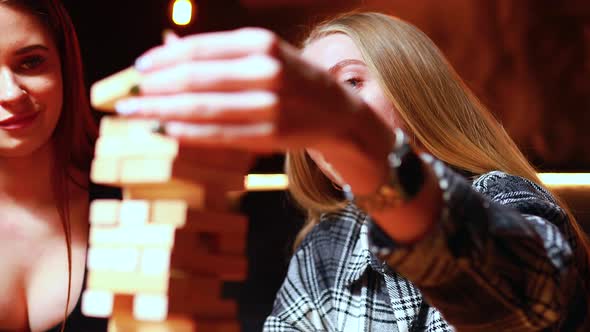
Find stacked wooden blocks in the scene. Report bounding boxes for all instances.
[82,68,249,332]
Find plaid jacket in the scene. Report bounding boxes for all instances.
[264,158,582,331]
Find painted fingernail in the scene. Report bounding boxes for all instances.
[129,84,141,95]
[134,56,152,72]
[151,122,167,135]
[115,100,139,115]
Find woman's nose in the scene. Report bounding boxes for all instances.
[0,68,28,108]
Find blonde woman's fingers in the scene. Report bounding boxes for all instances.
[137,55,282,94]
[136,28,281,72]
[115,91,277,123]
[163,121,278,153]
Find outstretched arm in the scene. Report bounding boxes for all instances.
[370,160,574,331]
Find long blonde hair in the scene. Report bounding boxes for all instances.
[286,12,590,293]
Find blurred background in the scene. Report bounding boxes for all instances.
[60,0,590,330]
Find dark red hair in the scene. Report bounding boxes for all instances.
[1,0,98,330]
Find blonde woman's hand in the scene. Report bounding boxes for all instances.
[115,28,368,154]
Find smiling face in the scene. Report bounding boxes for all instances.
[301,33,397,184]
[0,4,63,157]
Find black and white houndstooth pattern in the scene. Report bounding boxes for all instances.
[264,157,579,331]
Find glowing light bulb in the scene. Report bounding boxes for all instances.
[172,0,193,26]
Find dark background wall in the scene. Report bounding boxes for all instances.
[60,1,590,330]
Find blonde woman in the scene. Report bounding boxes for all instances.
[119,11,589,332]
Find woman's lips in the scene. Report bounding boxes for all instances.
[0,112,40,130]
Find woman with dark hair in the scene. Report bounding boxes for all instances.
[0,0,97,331]
[119,11,589,332]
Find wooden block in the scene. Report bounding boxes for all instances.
[119,157,245,191]
[168,293,237,319]
[120,200,150,226]
[119,158,175,183]
[109,312,195,332]
[99,119,251,173]
[204,190,235,212]
[108,295,240,332]
[151,200,188,227]
[93,155,244,194]
[90,199,121,225]
[192,321,240,332]
[91,158,121,185]
[173,232,211,253]
[95,134,179,159]
[81,289,114,318]
[134,293,168,321]
[108,303,239,332]
[112,293,134,314]
[173,146,253,174]
[167,273,235,319]
[87,270,169,294]
[91,67,141,111]
[87,247,140,272]
[182,210,247,234]
[140,248,171,275]
[100,117,161,137]
[175,229,246,256]
[89,224,175,247]
[113,321,240,332]
[168,272,224,300]
[124,184,205,209]
[170,248,247,281]
[218,233,247,255]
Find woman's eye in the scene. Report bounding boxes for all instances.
[20,55,46,71]
[345,77,362,89]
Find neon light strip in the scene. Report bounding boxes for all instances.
[244,173,590,190]
[244,174,289,191]
[538,173,590,187]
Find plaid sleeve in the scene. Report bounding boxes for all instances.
[376,156,575,331]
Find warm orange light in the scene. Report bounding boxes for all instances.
[241,172,590,191]
[538,173,590,187]
[172,0,193,26]
[244,174,289,191]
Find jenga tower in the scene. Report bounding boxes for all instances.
[81,67,250,332]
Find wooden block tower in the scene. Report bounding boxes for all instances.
[81,67,250,332]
